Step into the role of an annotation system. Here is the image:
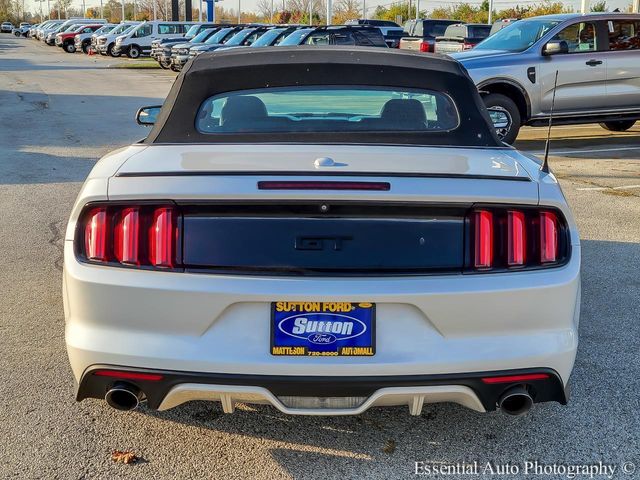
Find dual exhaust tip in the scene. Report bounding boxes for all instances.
[104,382,535,416]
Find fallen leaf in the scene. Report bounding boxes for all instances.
[111,450,139,465]
[382,439,396,454]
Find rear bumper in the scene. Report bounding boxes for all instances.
[77,366,568,415]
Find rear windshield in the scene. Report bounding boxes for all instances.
[195,86,459,134]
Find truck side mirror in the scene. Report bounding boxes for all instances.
[543,40,569,56]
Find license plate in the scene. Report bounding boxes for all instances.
[271,302,375,356]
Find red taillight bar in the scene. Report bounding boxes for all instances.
[507,210,526,266]
[257,181,391,191]
[481,373,550,384]
[473,210,493,269]
[84,207,108,261]
[149,207,175,268]
[93,369,164,381]
[114,207,140,265]
[540,211,558,263]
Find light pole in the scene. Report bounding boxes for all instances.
[153,0,157,19]
[237,0,240,23]
[487,0,493,24]
[121,0,125,21]
[270,0,273,23]
[362,0,365,19]
[100,0,103,18]
[326,0,331,25]
[309,0,312,25]
[415,0,419,19]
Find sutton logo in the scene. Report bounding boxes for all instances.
[278,313,367,345]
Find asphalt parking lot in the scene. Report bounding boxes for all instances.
[1,36,639,479]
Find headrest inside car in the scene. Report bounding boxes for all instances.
[221,96,268,125]
[380,99,427,126]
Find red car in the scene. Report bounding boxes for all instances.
[55,24,103,53]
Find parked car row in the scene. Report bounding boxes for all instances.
[151,23,390,71]
[11,14,639,145]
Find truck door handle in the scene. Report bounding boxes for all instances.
[586,59,603,66]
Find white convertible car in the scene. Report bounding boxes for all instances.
[64,47,580,417]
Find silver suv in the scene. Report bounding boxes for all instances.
[452,13,640,143]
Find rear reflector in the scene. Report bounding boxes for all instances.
[540,211,558,263]
[149,207,175,268]
[257,181,391,191]
[94,370,164,381]
[481,373,550,384]
[84,207,108,261]
[473,210,493,269]
[507,210,526,266]
[114,207,140,265]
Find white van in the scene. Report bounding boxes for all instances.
[95,22,140,56]
[112,21,196,58]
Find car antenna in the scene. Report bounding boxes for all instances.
[541,70,559,174]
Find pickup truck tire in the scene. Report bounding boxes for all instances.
[159,59,171,69]
[482,93,521,144]
[64,42,76,53]
[82,42,90,54]
[107,44,119,57]
[127,45,141,59]
[599,120,636,132]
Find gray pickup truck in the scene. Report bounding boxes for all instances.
[451,13,640,143]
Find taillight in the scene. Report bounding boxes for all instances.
[507,210,526,266]
[462,42,474,50]
[84,207,108,261]
[114,207,140,265]
[540,211,558,263]
[469,207,567,272]
[473,210,493,269]
[419,41,433,52]
[149,207,176,268]
[78,204,180,269]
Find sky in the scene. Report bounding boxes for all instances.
[25,0,634,17]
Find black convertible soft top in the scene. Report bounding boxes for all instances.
[145,46,502,147]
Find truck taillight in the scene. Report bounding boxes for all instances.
[419,41,433,53]
[470,207,568,272]
[462,42,474,50]
[77,204,180,269]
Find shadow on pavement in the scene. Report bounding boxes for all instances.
[0,89,163,184]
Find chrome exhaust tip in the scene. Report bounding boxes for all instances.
[105,383,142,411]
[498,386,533,416]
